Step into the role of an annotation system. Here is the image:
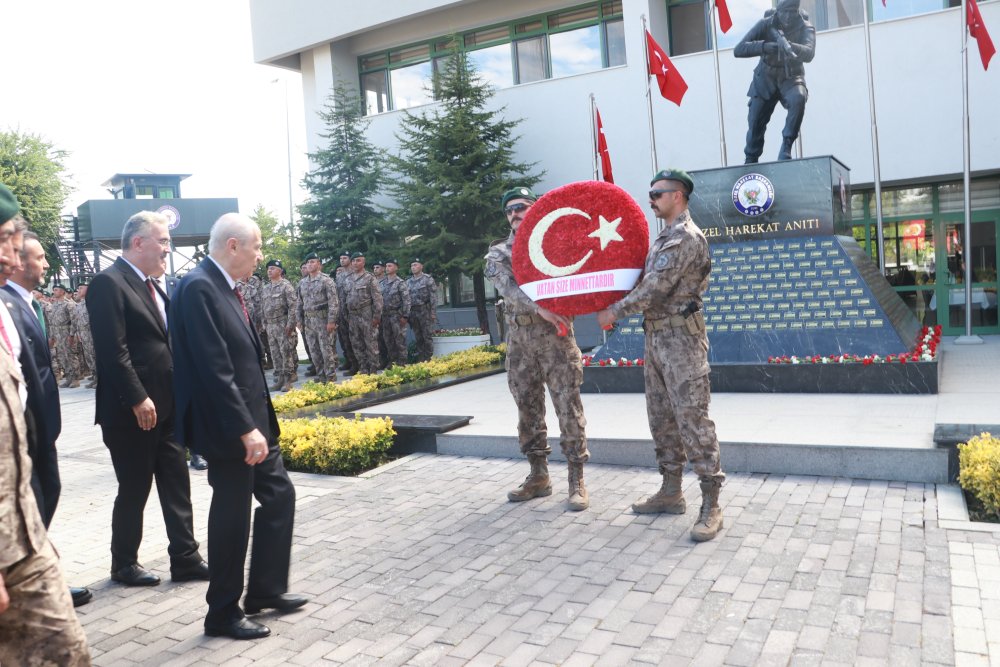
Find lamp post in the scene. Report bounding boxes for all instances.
[273,77,295,238]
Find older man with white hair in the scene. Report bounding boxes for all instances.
[170,213,305,640]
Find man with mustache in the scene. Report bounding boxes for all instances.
[87,211,208,586]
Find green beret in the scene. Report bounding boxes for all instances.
[266,259,284,270]
[372,261,383,267]
[411,258,423,265]
[650,168,694,194]
[501,187,537,209]
[303,252,319,261]
[52,283,67,292]
[351,251,365,259]
[339,251,351,258]
[385,258,398,266]
[0,183,21,224]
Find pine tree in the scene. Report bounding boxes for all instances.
[298,83,388,265]
[389,48,541,335]
[250,204,299,282]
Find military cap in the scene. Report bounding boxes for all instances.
[303,252,319,261]
[501,187,537,209]
[52,283,67,292]
[650,168,694,194]
[385,258,398,266]
[266,259,284,269]
[339,251,351,258]
[372,260,383,267]
[351,251,365,259]
[0,183,20,223]
[411,258,423,265]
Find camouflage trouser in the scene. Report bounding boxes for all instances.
[505,317,588,463]
[78,331,97,378]
[52,326,80,381]
[381,312,408,367]
[349,307,379,375]
[0,539,91,666]
[258,323,271,366]
[303,315,337,378]
[644,326,725,482]
[337,309,356,370]
[265,321,297,376]
[409,304,435,362]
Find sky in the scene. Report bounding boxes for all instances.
[3,0,309,224]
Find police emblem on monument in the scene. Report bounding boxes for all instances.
[157,204,181,230]
[732,173,775,217]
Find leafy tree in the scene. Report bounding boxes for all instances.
[0,128,71,254]
[251,204,300,282]
[298,82,390,266]
[388,47,541,335]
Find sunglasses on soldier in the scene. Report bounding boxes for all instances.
[504,203,529,215]
[649,188,681,201]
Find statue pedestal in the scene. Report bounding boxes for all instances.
[584,156,933,393]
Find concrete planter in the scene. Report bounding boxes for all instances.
[432,334,491,356]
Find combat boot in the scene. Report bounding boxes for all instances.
[305,366,317,377]
[507,455,552,502]
[691,477,724,542]
[280,377,294,392]
[631,472,686,514]
[59,377,72,388]
[68,379,80,389]
[269,374,285,392]
[288,371,298,383]
[567,462,589,511]
[316,374,328,384]
[86,378,98,388]
[777,137,794,161]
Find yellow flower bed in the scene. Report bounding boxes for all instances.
[273,344,506,415]
[279,414,395,476]
[958,432,1000,518]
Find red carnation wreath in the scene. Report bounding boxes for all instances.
[512,180,649,317]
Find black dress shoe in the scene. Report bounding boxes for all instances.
[171,560,210,582]
[190,454,208,470]
[243,593,309,615]
[111,563,160,586]
[204,616,270,640]
[70,586,93,607]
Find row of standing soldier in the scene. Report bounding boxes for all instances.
[236,253,439,390]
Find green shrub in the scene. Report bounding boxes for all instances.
[958,432,1000,518]
[279,415,395,476]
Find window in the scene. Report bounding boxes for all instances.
[360,1,627,114]
[156,187,176,199]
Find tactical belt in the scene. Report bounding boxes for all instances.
[303,306,328,314]
[511,313,544,326]
[645,313,694,331]
[264,316,289,323]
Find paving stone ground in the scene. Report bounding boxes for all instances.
[46,386,1000,666]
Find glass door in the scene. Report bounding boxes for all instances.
[931,217,999,334]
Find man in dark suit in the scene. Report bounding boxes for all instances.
[87,211,208,587]
[171,213,304,640]
[2,225,92,607]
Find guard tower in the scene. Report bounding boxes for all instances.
[59,173,238,284]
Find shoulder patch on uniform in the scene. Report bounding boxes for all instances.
[654,253,671,270]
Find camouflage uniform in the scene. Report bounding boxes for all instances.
[608,206,724,540]
[0,345,91,665]
[334,267,357,371]
[70,298,97,383]
[406,273,437,362]
[379,274,410,367]
[238,276,270,368]
[344,270,383,375]
[42,301,61,380]
[297,273,339,381]
[485,232,589,466]
[262,277,299,389]
[48,296,80,386]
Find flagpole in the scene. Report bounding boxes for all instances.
[590,94,599,180]
[709,5,727,166]
[641,15,659,173]
[957,0,982,343]
[862,0,886,275]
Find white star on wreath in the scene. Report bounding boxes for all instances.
[587,215,624,251]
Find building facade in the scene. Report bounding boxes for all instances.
[251,0,1000,336]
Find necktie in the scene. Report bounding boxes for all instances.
[31,299,47,338]
[234,287,250,323]
[146,277,157,303]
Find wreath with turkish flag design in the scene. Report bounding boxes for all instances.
[512,180,649,317]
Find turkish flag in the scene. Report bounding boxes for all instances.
[595,108,614,184]
[716,0,732,33]
[645,30,688,106]
[967,0,996,71]
[512,181,649,316]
